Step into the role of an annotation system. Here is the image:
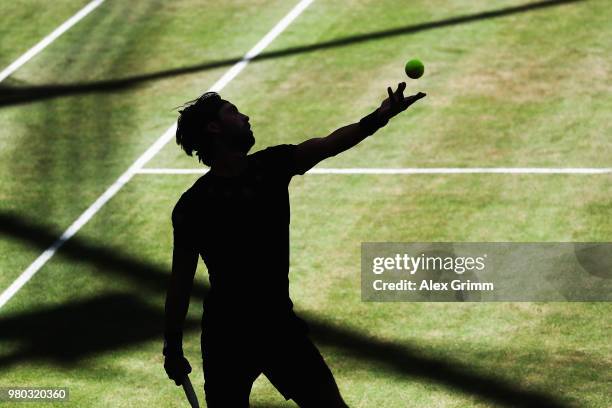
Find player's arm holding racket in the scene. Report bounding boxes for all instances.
[163,206,199,386]
[294,82,425,174]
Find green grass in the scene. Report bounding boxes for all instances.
[0,0,610,406]
[0,0,90,70]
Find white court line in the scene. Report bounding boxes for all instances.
[0,0,106,83]
[0,0,315,309]
[136,167,612,175]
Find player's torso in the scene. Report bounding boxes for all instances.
[187,155,292,296]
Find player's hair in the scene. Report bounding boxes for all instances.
[175,92,225,166]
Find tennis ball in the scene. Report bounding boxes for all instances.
[405,59,424,79]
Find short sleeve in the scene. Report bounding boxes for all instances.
[257,144,303,180]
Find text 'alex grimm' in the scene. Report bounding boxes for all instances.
[371,253,494,292]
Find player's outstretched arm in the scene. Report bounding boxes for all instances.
[294,82,425,174]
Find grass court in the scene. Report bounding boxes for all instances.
[0,0,610,406]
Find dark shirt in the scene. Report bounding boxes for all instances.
[172,144,304,324]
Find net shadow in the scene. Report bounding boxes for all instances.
[0,212,570,407]
[0,0,582,107]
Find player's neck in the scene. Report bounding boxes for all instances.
[209,151,248,178]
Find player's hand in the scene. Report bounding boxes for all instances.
[378,82,426,121]
[164,355,192,386]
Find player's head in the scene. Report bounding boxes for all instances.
[175,92,254,166]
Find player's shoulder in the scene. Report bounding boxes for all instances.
[251,144,296,160]
[249,144,298,172]
[171,174,211,221]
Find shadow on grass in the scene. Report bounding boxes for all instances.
[0,293,199,368]
[0,0,582,107]
[309,319,571,408]
[0,213,207,299]
[0,212,570,407]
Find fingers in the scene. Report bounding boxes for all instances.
[404,91,427,107]
[413,91,426,100]
[165,356,192,386]
[389,82,407,107]
[397,82,406,95]
[396,82,407,108]
[385,84,426,114]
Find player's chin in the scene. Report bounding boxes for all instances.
[241,133,255,153]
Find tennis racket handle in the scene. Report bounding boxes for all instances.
[182,374,200,408]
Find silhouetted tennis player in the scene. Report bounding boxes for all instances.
[163,83,425,407]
